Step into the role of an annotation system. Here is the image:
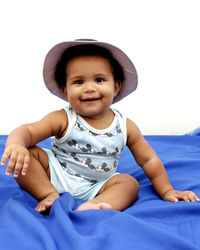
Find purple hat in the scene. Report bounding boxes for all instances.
[43,39,138,103]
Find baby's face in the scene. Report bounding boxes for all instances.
[62,55,121,119]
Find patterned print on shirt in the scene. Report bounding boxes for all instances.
[74,122,121,137]
[52,144,118,173]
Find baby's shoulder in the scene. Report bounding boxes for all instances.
[48,109,68,120]
[47,109,69,137]
[55,108,69,126]
[126,118,142,138]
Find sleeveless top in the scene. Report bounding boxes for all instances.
[51,106,127,182]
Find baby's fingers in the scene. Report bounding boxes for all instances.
[13,154,30,178]
[21,155,30,176]
[174,191,199,202]
[5,151,18,176]
[192,193,200,202]
[1,149,11,166]
[164,190,200,203]
[182,191,200,202]
[12,154,24,177]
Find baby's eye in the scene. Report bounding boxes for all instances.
[95,78,104,83]
[74,80,84,85]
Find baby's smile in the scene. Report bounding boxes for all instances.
[81,97,101,103]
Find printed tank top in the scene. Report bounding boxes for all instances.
[51,106,127,182]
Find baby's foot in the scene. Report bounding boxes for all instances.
[75,201,112,211]
[35,192,60,213]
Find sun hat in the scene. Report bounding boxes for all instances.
[43,39,138,103]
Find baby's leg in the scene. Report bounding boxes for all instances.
[15,146,60,212]
[75,174,139,211]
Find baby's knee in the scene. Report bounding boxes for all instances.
[118,174,139,192]
[29,145,39,155]
[28,146,49,170]
[29,146,46,159]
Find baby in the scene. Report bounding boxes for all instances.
[1,39,199,212]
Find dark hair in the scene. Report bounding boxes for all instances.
[55,44,125,88]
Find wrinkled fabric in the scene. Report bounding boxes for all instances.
[0,135,200,250]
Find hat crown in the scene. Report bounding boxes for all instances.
[75,38,97,42]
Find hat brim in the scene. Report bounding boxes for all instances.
[43,40,138,103]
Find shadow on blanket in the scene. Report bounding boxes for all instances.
[0,135,200,250]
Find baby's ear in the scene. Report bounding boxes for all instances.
[61,86,68,100]
[114,80,122,97]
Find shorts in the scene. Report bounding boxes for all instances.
[44,149,119,200]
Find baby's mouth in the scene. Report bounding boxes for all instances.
[81,97,101,102]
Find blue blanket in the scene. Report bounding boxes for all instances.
[1,135,200,250]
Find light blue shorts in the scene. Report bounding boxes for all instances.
[44,149,119,200]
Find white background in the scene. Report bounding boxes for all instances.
[0,0,199,135]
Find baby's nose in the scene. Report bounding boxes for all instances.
[84,81,96,92]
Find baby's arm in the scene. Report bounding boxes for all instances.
[126,118,199,202]
[1,110,68,178]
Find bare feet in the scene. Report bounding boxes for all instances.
[35,192,60,212]
[75,200,112,211]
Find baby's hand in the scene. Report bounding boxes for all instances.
[1,144,30,178]
[162,189,200,203]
